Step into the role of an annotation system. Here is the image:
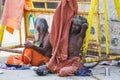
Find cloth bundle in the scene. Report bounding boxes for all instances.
[75,67,92,76]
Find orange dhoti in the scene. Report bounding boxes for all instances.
[6,48,49,66]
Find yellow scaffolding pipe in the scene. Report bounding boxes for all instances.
[96,0,101,57]
[19,28,22,46]
[81,0,97,57]
[0,24,5,47]
[104,0,109,55]
[84,55,120,63]
[114,0,120,20]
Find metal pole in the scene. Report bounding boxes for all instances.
[0,0,2,18]
[0,0,5,47]
[114,0,120,20]
[96,0,101,57]
[0,24,5,47]
[104,0,109,55]
[81,0,97,57]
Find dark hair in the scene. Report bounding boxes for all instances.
[34,17,49,32]
[72,15,88,26]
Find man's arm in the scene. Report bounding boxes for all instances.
[24,42,45,53]
[32,41,52,57]
[77,23,88,48]
[77,23,88,38]
[32,35,52,57]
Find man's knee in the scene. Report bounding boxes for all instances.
[57,66,76,77]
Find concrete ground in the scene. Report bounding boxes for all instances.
[0,51,120,80]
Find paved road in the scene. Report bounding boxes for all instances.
[0,51,120,80]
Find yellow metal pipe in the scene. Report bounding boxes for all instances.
[24,11,28,42]
[81,0,97,57]
[0,24,5,47]
[114,0,120,20]
[104,0,109,55]
[96,0,101,57]
[45,2,48,9]
[85,55,120,63]
[19,29,22,46]
[31,0,90,3]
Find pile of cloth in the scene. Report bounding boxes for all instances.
[0,64,30,70]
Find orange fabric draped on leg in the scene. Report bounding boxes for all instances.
[6,48,49,66]
[47,0,78,73]
[21,48,49,66]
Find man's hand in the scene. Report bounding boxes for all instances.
[82,23,88,30]
[24,41,35,48]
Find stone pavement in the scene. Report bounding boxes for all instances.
[0,51,120,80]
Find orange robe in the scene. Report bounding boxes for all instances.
[6,48,49,66]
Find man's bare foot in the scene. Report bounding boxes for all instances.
[38,65,47,70]
[35,65,50,76]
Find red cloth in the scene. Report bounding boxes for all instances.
[48,0,78,72]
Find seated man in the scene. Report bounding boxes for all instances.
[6,17,52,67]
[36,15,88,76]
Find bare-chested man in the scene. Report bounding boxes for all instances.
[6,17,52,67]
[68,15,88,59]
[35,15,88,76]
[23,17,52,66]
